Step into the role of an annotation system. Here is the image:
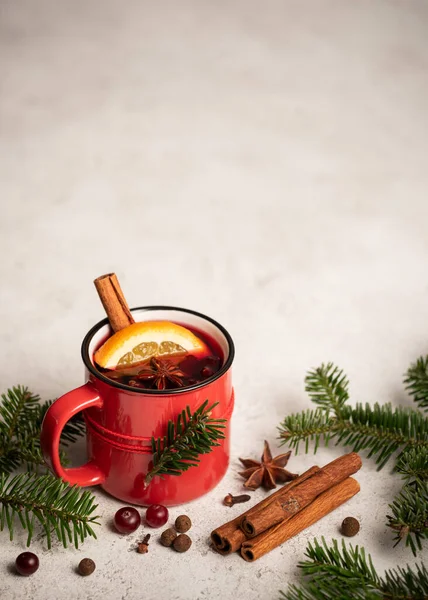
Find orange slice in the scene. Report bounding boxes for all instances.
[94,320,209,370]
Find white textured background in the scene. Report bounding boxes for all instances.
[1,1,428,598]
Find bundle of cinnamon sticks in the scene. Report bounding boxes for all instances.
[211,452,362,562]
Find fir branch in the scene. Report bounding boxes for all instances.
[405,356,428,412]
[0,389,86,473]
[0,387,41,472]
[387,481,428,556]
[280,538,428,600]
[395,447,428,482]
[382,562,428,600]
[279,403,428,469]
[0,386,40,440]
[0,472,99,549]
[145,400,226,485]
[305,363,349,417]
[277,409,337,454]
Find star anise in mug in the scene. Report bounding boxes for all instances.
[239,440,298,490]
[137,357,186,390]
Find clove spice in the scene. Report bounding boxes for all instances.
[137,534,151,554]
[223,493,251,507]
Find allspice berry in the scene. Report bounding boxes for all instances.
[78,558,96,576]
[341,516,360,537]
[173,533,192,553]
[160,528,177,547]
[175,514,192,533]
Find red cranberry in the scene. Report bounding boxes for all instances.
[15,552,39,576]
[145,504,169,528]
[114,506,141,533]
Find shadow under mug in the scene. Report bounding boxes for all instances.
[40,306,235,506]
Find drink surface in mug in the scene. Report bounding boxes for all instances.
[97,323,223,390]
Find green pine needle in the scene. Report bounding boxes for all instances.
[0,472,99,549]
[279,404,428,469]
[145,400,226,485]
[0,386,40,438]
[405,356,428,412]
[0,386,41,472]
[305,363,349,417]
[280,538,428,600]
[395,447,428,482]
[387,481,428,555]
[278,408,337,454]
[0,387,86,474]
[0,386,95,549]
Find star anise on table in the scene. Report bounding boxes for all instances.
[137,357,186,390]
[238,440,298,490]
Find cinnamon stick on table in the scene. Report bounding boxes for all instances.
[211,466,320,555]
[94,273,135,332]
[241,452,362,538]
[241,476,360,562]
[211,452,362,557]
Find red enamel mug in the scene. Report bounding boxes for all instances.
[40,306,235,506]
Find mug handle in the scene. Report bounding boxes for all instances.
[41,383,106,487]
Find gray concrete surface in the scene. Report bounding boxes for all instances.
[1,1,428,598]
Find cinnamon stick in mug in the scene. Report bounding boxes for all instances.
[211,466,320,555]
[241,476,360,562]
[241,453,362,537]
[94,273,135,332]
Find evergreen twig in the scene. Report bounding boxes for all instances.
[405,356,428,412]
[0,387,85,474]
[0,472,99,549]
[387,481,428,555]
[305,363,349,417]
[280,538,428,600]
[279,403,428,469]
[395,447,428,482]
[145,400,226,485]
[0,386,95,548]
[0,386,41,472]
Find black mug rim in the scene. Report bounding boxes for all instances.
[81,305,235,395]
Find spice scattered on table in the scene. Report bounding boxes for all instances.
[175,515,192,533]
[341,516,360,537]
[223,493,251,507]
[137,534,151,554]
[239,440,298,490]
[78,558,96,576]
[15,552,39,576]
[160,514,193,549]
[212,453,362,561]
[173,533,192,553]
[160,528,178,547]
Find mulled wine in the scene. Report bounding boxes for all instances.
[96,323,223,390]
